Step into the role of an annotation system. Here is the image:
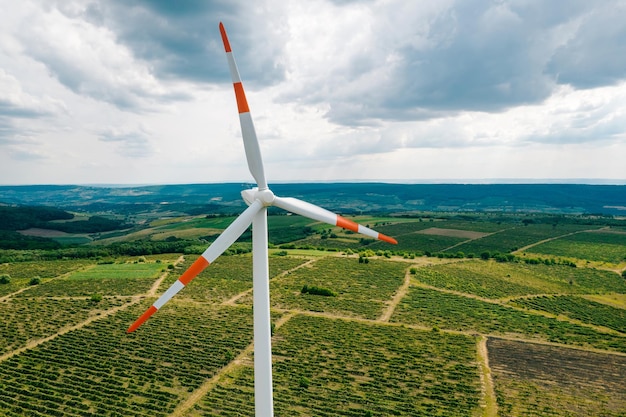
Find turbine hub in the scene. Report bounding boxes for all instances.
[256,188,275,206]
[241,188,275,207]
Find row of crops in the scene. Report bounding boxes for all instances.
[409,260,626,299]
[193,315,482,416]
[0,304,255,416]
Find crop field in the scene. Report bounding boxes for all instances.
[410,260,626,299]
[390,287,626,353]
[488,338,626,416]
[15,261,166,297]
[235,257,408,320]
[0,297,126,355]
[452,223,600,255]
[525,229,626,264]
[0,213,625,416]
[511,295,626,333]
[192,315,481,416]
[158,255,311,304]
[0,304,256,416]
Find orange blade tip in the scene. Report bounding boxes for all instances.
[126,305,158,333]
[379,234,398,245]
[219,22,231,52]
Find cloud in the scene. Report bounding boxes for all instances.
[276,0,626,127]
[49,0,287,87]
[98,126,156,157]
[545,2,626,89]
[17,2,191,111]
[0,69,65,118]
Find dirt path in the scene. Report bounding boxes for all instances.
[476,336,498,417]
[148,255,185,296]
[378,266,413,322]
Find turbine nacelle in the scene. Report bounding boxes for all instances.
[242,188,275,207]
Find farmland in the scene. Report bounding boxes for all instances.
[0,210,625,416]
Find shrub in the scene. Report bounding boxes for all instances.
[29,277,41,285]
[301,285,336,297]
[0,274,10,284]
[90,294,103,303]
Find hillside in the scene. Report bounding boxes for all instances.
[1,183,625,215]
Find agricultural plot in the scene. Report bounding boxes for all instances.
[0,259,91,281]
[375,231,468,253]
[192,315,481,416]
[0,297,125,354]
[411,260,626,299]
[526,230,626,263]
[511,295,626,334]
[453,223,599,255]
[158,255,310,304]
[239,257,408,320]
[488,338,626,416]
[0,304,256,417]
[390,287,626,353]
[15,261,165,297]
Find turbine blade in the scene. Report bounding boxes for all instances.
[127,200,264,333]
[273,196,397,244]
[219,22,267,190]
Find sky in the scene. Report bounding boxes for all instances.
[1,0,625,185]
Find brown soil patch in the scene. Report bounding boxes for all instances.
[416,227,489,239]
[18,228,71,237]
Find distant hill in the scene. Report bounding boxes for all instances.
[0,183,625,216]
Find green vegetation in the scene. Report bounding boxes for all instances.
[526,230,626,263]
[411,260,626,299]
[511,295,626,333]
[300,284,336,297]
[391,287,626,353]
[0,205,625,416]
[198,315,481,416]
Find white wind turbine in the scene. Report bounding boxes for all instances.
[127,22,397,417]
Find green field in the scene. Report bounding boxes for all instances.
[526,230,626,263]
[1,213,625,416]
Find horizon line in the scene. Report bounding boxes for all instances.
[1,178,626,187]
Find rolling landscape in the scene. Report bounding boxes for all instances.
[0,183,625,416]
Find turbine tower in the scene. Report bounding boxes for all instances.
[127,22,397,417]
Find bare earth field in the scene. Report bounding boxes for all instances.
[416,227,490,239]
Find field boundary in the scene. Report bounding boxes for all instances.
[477,336,498,417]
[378,265,413,322]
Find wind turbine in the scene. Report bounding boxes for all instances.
[127,22,397,416]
